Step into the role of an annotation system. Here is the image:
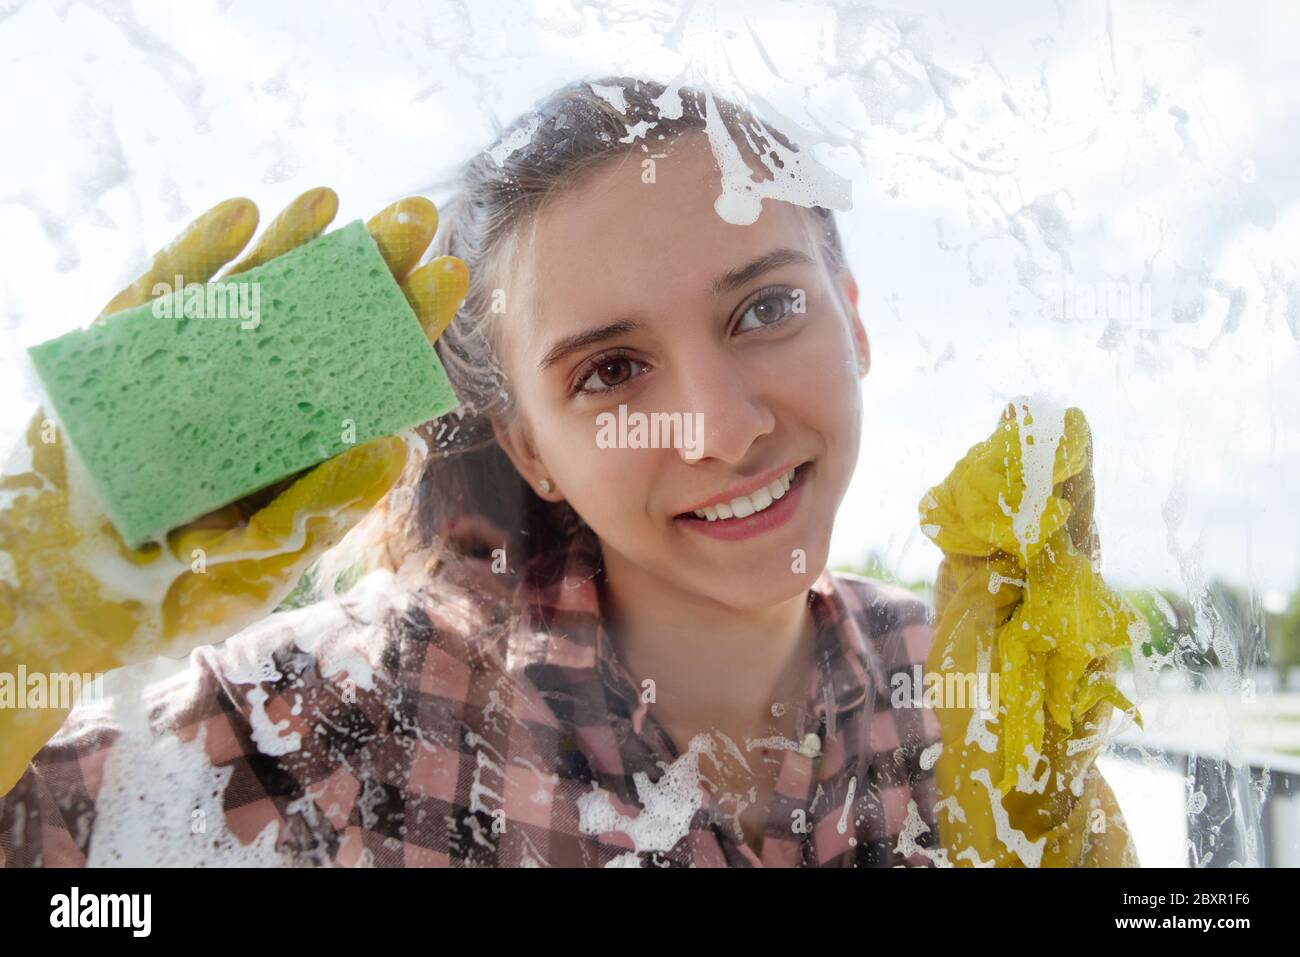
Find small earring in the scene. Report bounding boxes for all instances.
[538,478,552,494]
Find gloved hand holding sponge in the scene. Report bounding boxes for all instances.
[0,189,468,796]
[920,401,1145,866]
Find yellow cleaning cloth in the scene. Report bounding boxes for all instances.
[919,401,1144,866]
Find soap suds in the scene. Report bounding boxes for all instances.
[577,733,713,865]
[1004,396,1067,560]
[84,667,286,867]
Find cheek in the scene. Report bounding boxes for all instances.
[781,316,861,421]
[536,414,648,520]
[780,316,864,502]
[506,365,657,532]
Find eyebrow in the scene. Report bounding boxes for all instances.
[710,246,814,297]
[537,247,816,372]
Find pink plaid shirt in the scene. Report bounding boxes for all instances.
[1,522,942,867]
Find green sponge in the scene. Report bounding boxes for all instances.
[28,219,458,546]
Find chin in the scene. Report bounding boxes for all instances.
[703,545,829,603]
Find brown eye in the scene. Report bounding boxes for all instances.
[594,358,632,388]
[753,299,784,324]
[736,288,798,333]
[574,354,646,395]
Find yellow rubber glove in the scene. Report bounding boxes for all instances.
[0,189,469,796]
[920,402,1145,867]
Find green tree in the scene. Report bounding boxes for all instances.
[832,551,932,602]
[1271,581,1300,675]
[1124,587,1183,661]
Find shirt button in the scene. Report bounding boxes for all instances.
[798,732,821,757]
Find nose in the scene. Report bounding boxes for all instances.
[672,344,776,466]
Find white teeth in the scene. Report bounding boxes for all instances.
[691,466,799,521]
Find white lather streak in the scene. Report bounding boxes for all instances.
[578,734,715,867]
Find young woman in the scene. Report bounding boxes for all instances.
[0,75,1128,867]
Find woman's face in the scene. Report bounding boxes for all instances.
[494,131,869,609]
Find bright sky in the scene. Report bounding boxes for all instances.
[1,0,1296,603]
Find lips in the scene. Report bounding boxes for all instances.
[673,461,812,541]
[675,461,811,522]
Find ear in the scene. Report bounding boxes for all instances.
[491,415,558,500]
[839,270,870,379]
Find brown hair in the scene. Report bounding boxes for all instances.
[382,75,848,581]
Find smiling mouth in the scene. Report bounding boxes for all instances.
[674,461,812,523]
